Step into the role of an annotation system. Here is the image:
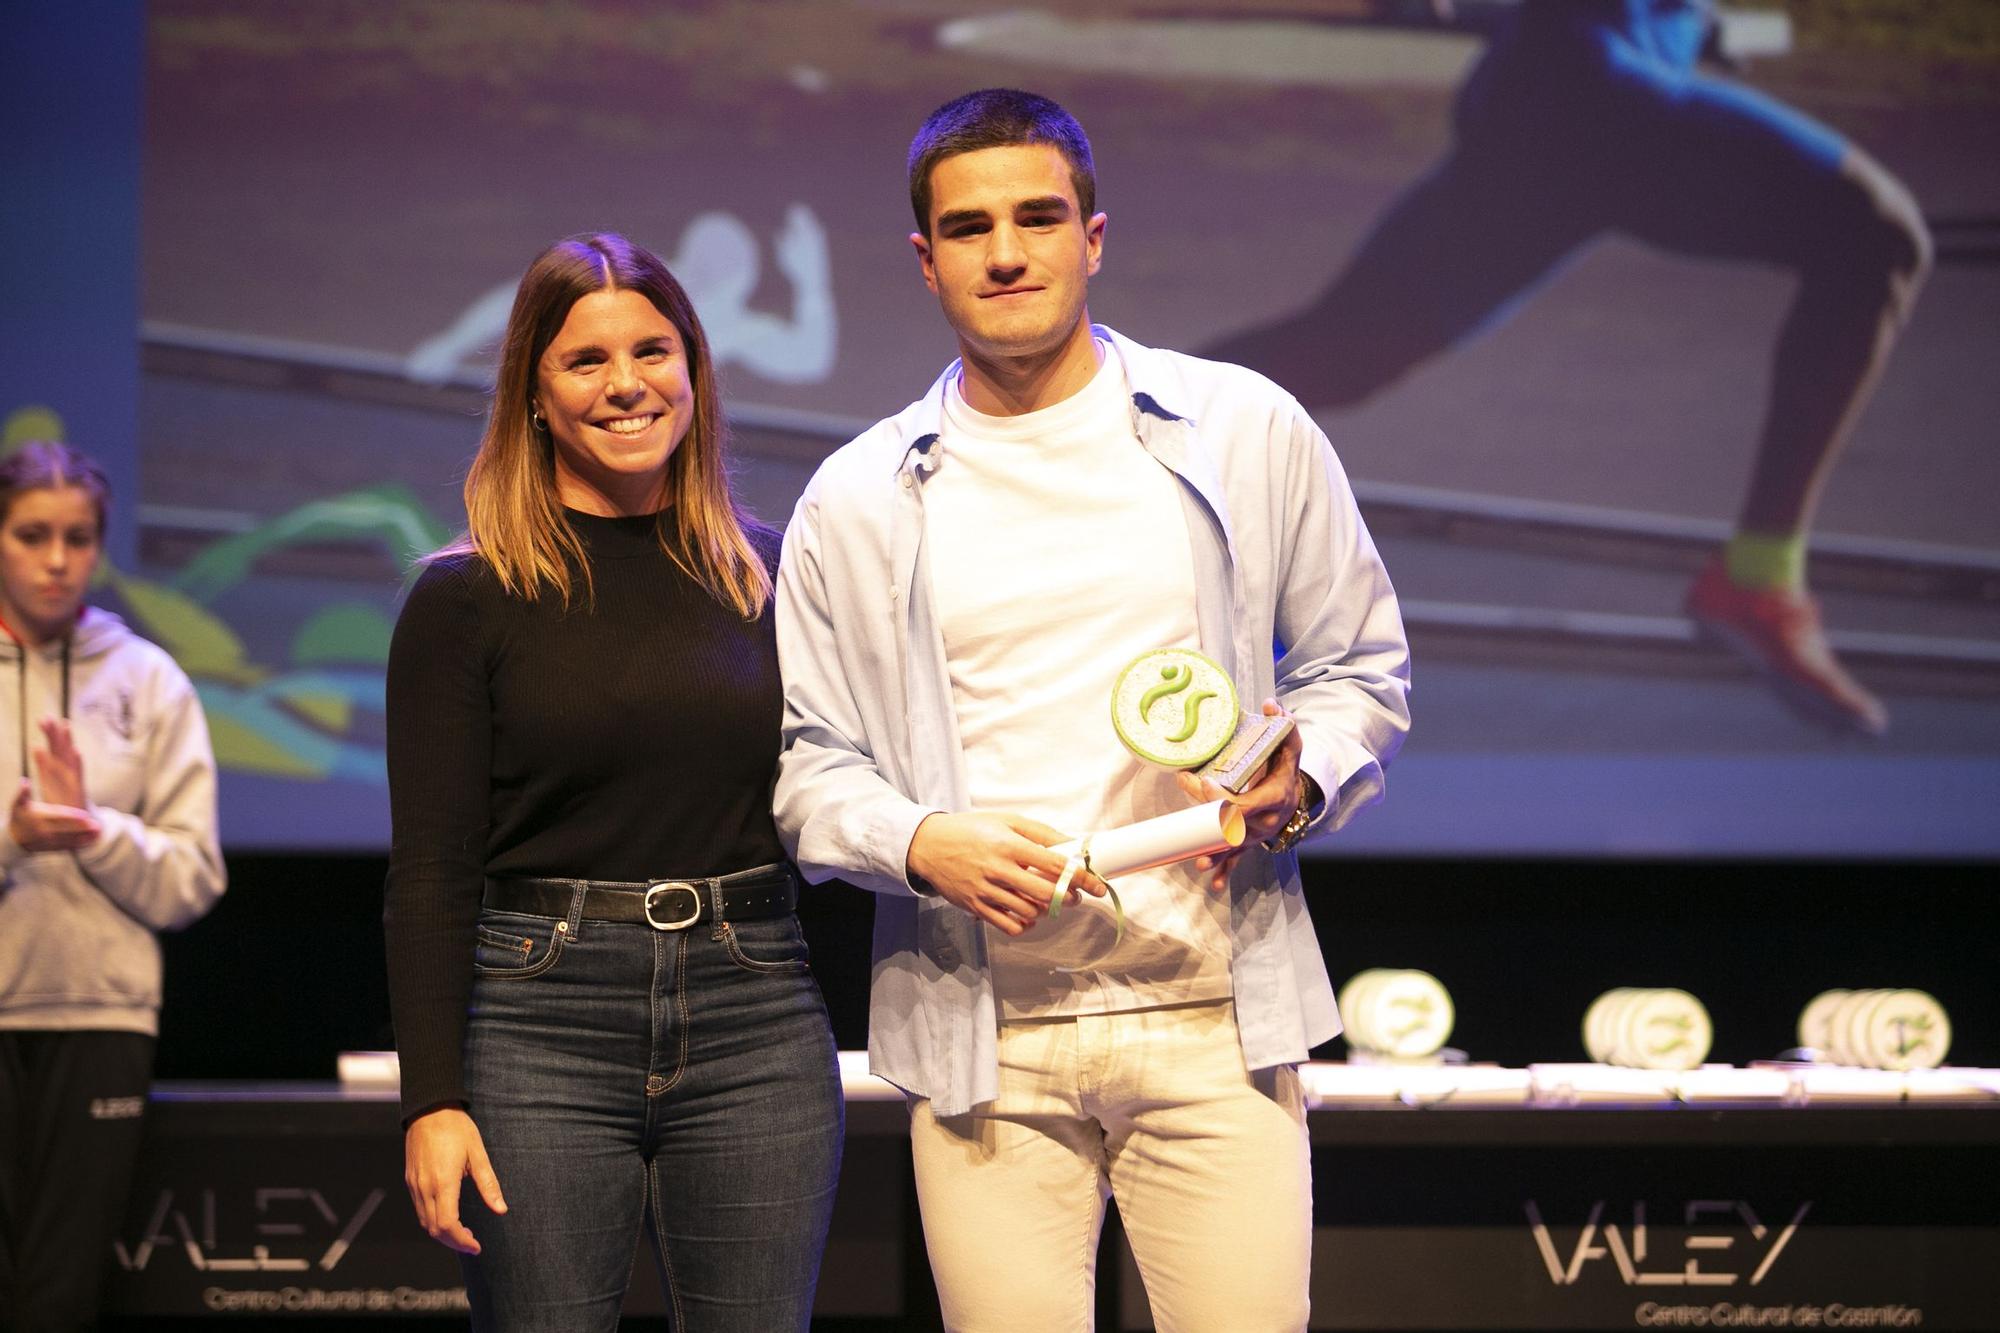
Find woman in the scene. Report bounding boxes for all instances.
[0,441,224,1330]
[385,233,842,1332]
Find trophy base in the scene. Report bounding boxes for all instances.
[1197,711,1294,794]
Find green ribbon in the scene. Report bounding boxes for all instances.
[1044,839,1126,973]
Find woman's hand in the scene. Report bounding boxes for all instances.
[9,779,100,852]
[33,718,87,808]
[12,720,101,852]
[404,1107,508,1254]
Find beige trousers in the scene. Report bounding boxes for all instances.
[909,999,1311,1333]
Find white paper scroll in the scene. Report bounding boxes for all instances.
[1050,800,1246,880]
[1042,801,1247,969]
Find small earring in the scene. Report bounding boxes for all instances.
[530,407,547,431]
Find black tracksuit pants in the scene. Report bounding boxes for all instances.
[0,1031,154,1333]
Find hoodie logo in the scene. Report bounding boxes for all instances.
[79,690,138,742]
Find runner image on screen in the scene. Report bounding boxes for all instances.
[1206,0,1932,736]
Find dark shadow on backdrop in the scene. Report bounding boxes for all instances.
[157,855,1998,1080]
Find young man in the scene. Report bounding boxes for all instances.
[774,89,1409,1330]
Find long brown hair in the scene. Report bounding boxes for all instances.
[437,232,769,617]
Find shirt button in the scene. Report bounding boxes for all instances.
[899,473,913,488]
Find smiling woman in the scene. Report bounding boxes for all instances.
[442,233,768,616]
[533,287,696,517]
[381,233,842,1333]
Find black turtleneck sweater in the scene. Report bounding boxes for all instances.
[383,510,786,1120]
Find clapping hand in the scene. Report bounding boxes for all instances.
[10,719,100,852]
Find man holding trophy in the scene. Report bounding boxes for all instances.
[774,89,1410,1331]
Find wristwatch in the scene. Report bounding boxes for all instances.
[1263,772,1327,855]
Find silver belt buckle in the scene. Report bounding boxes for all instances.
[643,882,702,931]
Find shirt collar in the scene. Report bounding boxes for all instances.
[893,324,1192,475]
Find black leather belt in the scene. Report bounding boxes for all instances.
[482,863,797,932]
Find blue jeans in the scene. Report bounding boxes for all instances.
[458,884,842,1332]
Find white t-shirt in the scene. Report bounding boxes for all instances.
[924,343,1234,1018]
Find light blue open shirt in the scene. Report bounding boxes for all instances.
[774,327,1411,1117]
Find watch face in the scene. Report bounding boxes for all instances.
[1110,647,1240,768]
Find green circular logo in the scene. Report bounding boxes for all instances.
[1110,648,1239,769]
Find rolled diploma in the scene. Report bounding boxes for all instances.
[1051,800,1247,879]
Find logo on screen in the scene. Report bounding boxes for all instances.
[115,1187,386,1272]
[1526,1200,1810,1287]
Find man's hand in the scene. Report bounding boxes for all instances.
[9,779,100,853]
[404,1108,507,1255]
[907,811,1106,936]
[1174,698,1304,893]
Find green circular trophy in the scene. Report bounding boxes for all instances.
[1110,648,1292,794]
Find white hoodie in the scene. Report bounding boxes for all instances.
[0,606,224,1036]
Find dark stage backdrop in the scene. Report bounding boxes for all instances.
[1,5,142,564]
[12,1,2000,855]
[158,853,1999,1080]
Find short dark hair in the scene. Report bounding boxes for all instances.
[908,89,1096,237]
[0,440,111,536]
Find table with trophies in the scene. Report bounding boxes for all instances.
[111,650,1999,1328]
